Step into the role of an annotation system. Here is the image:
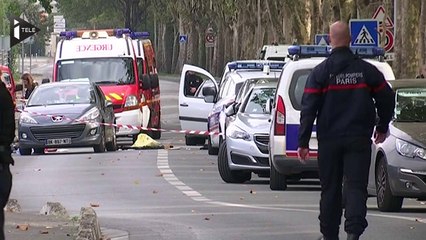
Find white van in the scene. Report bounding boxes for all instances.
[268,45,395,190]
[258,44,291,62]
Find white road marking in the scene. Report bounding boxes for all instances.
[157,150,426,224]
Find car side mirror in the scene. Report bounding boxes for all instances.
[140,74,151,90]
[202,86,216,97]
[266,98,274,114]
[15,84,23,92]
[42,78,50,84]
[105,100,113,108]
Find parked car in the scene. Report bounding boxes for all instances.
[269,45,396,190]
[18,81,117,155]
[218,83,277,183]
[368,79,426,212]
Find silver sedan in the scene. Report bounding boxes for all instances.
[218,83,276,183]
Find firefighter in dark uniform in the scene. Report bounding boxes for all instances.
[297,21,395,240]
[0,80,15,240]
[184,71,203,96]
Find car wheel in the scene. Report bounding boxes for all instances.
[19,147,32,156]
[207,136,219,155]
[94,129,106,153]
[150,117,161,140]
[270,162,287,190]
[33,148,45,155]
[376,157,403,212]
[185,135,197,146]
[217,141,251,183]
[106,128,117,152]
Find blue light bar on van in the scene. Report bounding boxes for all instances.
[130,32,150,39]
[351,46,385,57]
[288,45,386,59]
[288,45,331,58]
[228,61,285,71]
[59,31,77,39]
[113,28,131,37]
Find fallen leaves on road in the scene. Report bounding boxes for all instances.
[16,224,29,231]
[90,203,100,208]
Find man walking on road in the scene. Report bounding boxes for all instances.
[297,21,395,240]
[0,79,15,240]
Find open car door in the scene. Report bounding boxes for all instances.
[179,64,218,132]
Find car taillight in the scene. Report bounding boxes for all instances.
[274,95,285,135]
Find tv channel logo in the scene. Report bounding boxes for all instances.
[9,17,40,48]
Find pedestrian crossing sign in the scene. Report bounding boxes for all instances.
[315,34,329,46]
[349,19,379,47]
[179,34,188,44]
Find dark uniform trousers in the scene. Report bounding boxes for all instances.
[317,136,372,239]
[0,162,12,240]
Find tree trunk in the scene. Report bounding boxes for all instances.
[418,0,426,66]
[171,25,179,73]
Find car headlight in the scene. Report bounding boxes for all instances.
[124,95,138,107]
[19,114,38,124]
[227,124,251,141]
[78,108,100,122]
[395,139,426,160]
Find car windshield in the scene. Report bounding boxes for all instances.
[57,58,135,84]
[242,87,276,114]
[236,77,278,103]
[395,88,426,122]
[27,84,95,106]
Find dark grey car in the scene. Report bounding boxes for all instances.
[18,81,117,155]
[368,79,426,212]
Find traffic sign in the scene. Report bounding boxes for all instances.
[205,29,215,48]
[314,34,329,45]
[0,36,10,51]
[372,5,394,28]
[350,19,379,47]
[53,15,66,33]
[384,30,394,52]
[179,34,187,44]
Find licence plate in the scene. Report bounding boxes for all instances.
[46,138,71,145]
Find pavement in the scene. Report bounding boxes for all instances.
[5,211,129,240]
[5,211,78,240]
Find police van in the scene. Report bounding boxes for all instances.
[54,29,160,141]
[179,61,284,148]
[268,45,395,190]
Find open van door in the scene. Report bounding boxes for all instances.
[179,64,218,133]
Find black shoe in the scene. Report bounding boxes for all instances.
[347,234,360,240]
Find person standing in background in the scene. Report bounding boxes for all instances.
[21,73,37,99]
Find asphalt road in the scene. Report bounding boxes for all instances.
[9,63,426,240]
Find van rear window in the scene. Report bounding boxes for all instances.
[288,69,312,111]
[57,58,135,84]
